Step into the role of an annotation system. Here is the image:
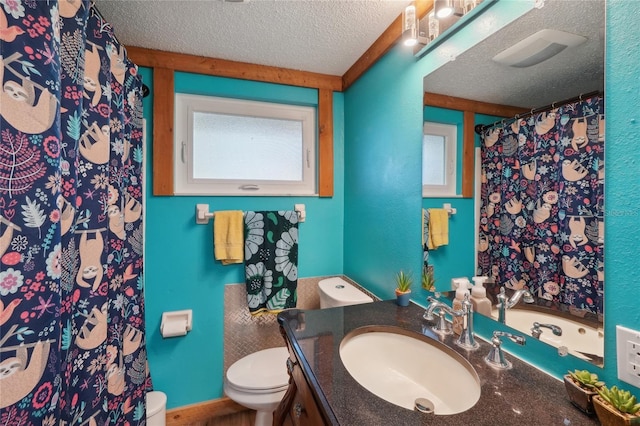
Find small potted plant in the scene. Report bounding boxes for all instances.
[394,270,413,307]
[422,265,436,292]
[593,385,640,425]
[564,369,604,415]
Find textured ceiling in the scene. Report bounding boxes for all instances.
[95,0,411,76]
[96,0,604,107]
[423,0,605,109]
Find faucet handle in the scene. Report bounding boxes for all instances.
[497,287,507,300]
[423,296,438,321]
[433,311,453,335]
[531,322,563,339]
[484,330,525,370]
[493,330,526,345]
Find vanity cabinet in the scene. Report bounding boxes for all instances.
[274,325,331,426]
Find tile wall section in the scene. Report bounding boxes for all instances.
[223,276,379,371]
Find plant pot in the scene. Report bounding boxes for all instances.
[395,290,411,307]
[593,395,640,426]
[563,374,597,415]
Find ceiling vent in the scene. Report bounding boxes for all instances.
[492,29,587,68]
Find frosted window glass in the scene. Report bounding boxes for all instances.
[422,121,456,197]
[192,112,303,181]
[422,134,446,185]
[174,93,316,196]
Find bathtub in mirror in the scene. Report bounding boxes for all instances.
[490,306,604,364]
[420,0,605,366]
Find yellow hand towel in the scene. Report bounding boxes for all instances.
[428,208,449,250]
[214,211,244,265]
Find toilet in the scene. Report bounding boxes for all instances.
[224,347,290,426]
[318,277,374,308]
[146,390,167,426]
[224,277,372,426]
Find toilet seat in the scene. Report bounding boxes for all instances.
[226,347,290,393]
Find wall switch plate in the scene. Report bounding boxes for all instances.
[616,325,640,388]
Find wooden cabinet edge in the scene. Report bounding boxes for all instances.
[274,324,331,426]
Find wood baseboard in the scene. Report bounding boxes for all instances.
[166,397,248,425]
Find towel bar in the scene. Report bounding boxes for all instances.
[195,204,306,224]
[443,203,457,216]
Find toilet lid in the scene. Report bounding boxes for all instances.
[146,391,166,417]
[226,347,290,391]
[319,277,373,303]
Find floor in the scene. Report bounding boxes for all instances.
[181,410,256,426]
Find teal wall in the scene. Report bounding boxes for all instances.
[600,0,640,392]
[141,69,345,408]
[422,107,473,290]
[140,0,640,410]
[420,108,507,291]
[342,0,533,298]
[344,0,640,393]
[342,46,424,298]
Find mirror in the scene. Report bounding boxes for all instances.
[421,0,605,366]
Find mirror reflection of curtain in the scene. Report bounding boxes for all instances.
[0,1,147,423]
[477,95,604,315]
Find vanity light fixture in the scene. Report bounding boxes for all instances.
[435,0,464,19]
[435,0,454,19]
[402,2,418,46]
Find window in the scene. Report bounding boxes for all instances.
[174,93,316,196]
[422,121,457,197]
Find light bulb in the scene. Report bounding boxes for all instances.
[436,7,453,18]
[435,0,454,19]
[402,3,418,47]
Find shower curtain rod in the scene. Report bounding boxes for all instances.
[91,2,150,98]
[474,90,603,135]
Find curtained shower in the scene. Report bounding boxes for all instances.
[0,0,146,424]
[477,94,604,316]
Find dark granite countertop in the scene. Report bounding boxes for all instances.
[278,300,599,425]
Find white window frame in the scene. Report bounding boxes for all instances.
[422,121,457,197]
[174,93,317,196]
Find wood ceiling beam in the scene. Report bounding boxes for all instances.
[342,0,434,90]
[127,46,342,92]
[424,92,528,117]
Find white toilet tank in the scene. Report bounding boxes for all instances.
[318,277,373,309]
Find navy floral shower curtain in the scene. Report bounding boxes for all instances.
[0,1,147,424]
[477,95,604,316]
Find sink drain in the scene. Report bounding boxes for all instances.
[414,398,435,414]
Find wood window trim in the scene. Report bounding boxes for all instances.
[318,89,334,197]
[132,0,449,197]
[423,92,528,117]
[152,67,174,196]
[424,92,528,198]
[133,49,336,197]
[462,111,475,198]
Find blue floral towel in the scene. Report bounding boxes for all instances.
[244,211,299,315]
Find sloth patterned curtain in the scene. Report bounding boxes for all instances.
[0,1,147,424]
[477,95,604,316]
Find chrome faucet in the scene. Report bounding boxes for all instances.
[496,287,534,324]
[484,330,526,369]
[423,296,479,350]
[531,322,562,339]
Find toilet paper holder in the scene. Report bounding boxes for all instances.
[160,310,193,338]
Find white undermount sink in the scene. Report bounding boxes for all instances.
[339,326,481,415]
